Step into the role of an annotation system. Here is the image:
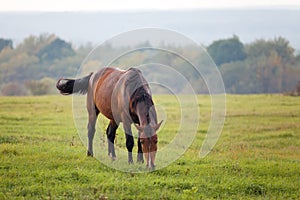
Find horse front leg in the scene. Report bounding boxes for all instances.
[106,120,118,160]
[137,135,144,163]
[123,123,134,164]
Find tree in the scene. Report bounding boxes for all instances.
[37,38,75,62]
[16,34,56,56]
[207,35,247,66]
[0,38,13,52]
[246,37,295,63]
[246,37,296,93]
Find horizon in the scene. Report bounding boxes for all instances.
[1,9,300,52]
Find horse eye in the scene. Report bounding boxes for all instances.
[152,135,158,143]
[151,139,157,144]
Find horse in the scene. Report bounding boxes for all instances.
[56,67,162,169]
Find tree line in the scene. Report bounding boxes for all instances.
[208,35,300,94]
[0,34,299,95]
[0,34,92,95]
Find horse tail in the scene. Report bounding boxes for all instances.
[56,73,93,95]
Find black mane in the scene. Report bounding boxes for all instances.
[129,86,153,124]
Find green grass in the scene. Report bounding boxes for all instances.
[0,95,300,199]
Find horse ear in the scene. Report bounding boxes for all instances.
[134,123,143,132]
[152,120,163,131]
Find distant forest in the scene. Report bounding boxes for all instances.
[0,34,300,95]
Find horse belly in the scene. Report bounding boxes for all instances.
[93,69,123,121]
[94,85,115,120]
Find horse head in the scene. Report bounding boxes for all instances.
[135,120,163,170]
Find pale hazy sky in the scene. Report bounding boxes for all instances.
[0,0,300,12]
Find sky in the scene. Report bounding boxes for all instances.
[1,0,300,50]
[0,0,300,12]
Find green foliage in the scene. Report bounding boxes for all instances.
[297,81,300,94]
[0,34,300,95]
[246,37,295,64]
[25,77,57,95]
[16,34,55,56]
[221,61,258,93]
[221,37,300,93]
[0,82,28,96]
[37,38,75,62]
[207,35,247,66]
[0,34,78,96]
[0,38,13,52]
[0,95,299,199]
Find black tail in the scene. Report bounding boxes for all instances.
[56,73,93,95]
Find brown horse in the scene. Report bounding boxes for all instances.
[56,67,162,169]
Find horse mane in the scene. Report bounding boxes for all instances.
[131,86,153,107]
[122,68,154,124]
[129,86,153,124]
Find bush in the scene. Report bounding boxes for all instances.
[25,77,57,95]
[297,81,300,95]
[1,82,28,96]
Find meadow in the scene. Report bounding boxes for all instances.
[0,95,299,199]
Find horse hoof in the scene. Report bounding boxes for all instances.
[128,160,134,165]
[108,153,116,161]
[87,151,93,157]
[149,166,155,171]
[146,164,155,171]
[137,154,144,163]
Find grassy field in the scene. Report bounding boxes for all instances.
[0,95,299,199]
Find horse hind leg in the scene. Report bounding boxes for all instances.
[87,106,99,157]
[106,120,118,160]
[87,117,96,157]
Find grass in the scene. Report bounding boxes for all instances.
[0,94,300,199]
